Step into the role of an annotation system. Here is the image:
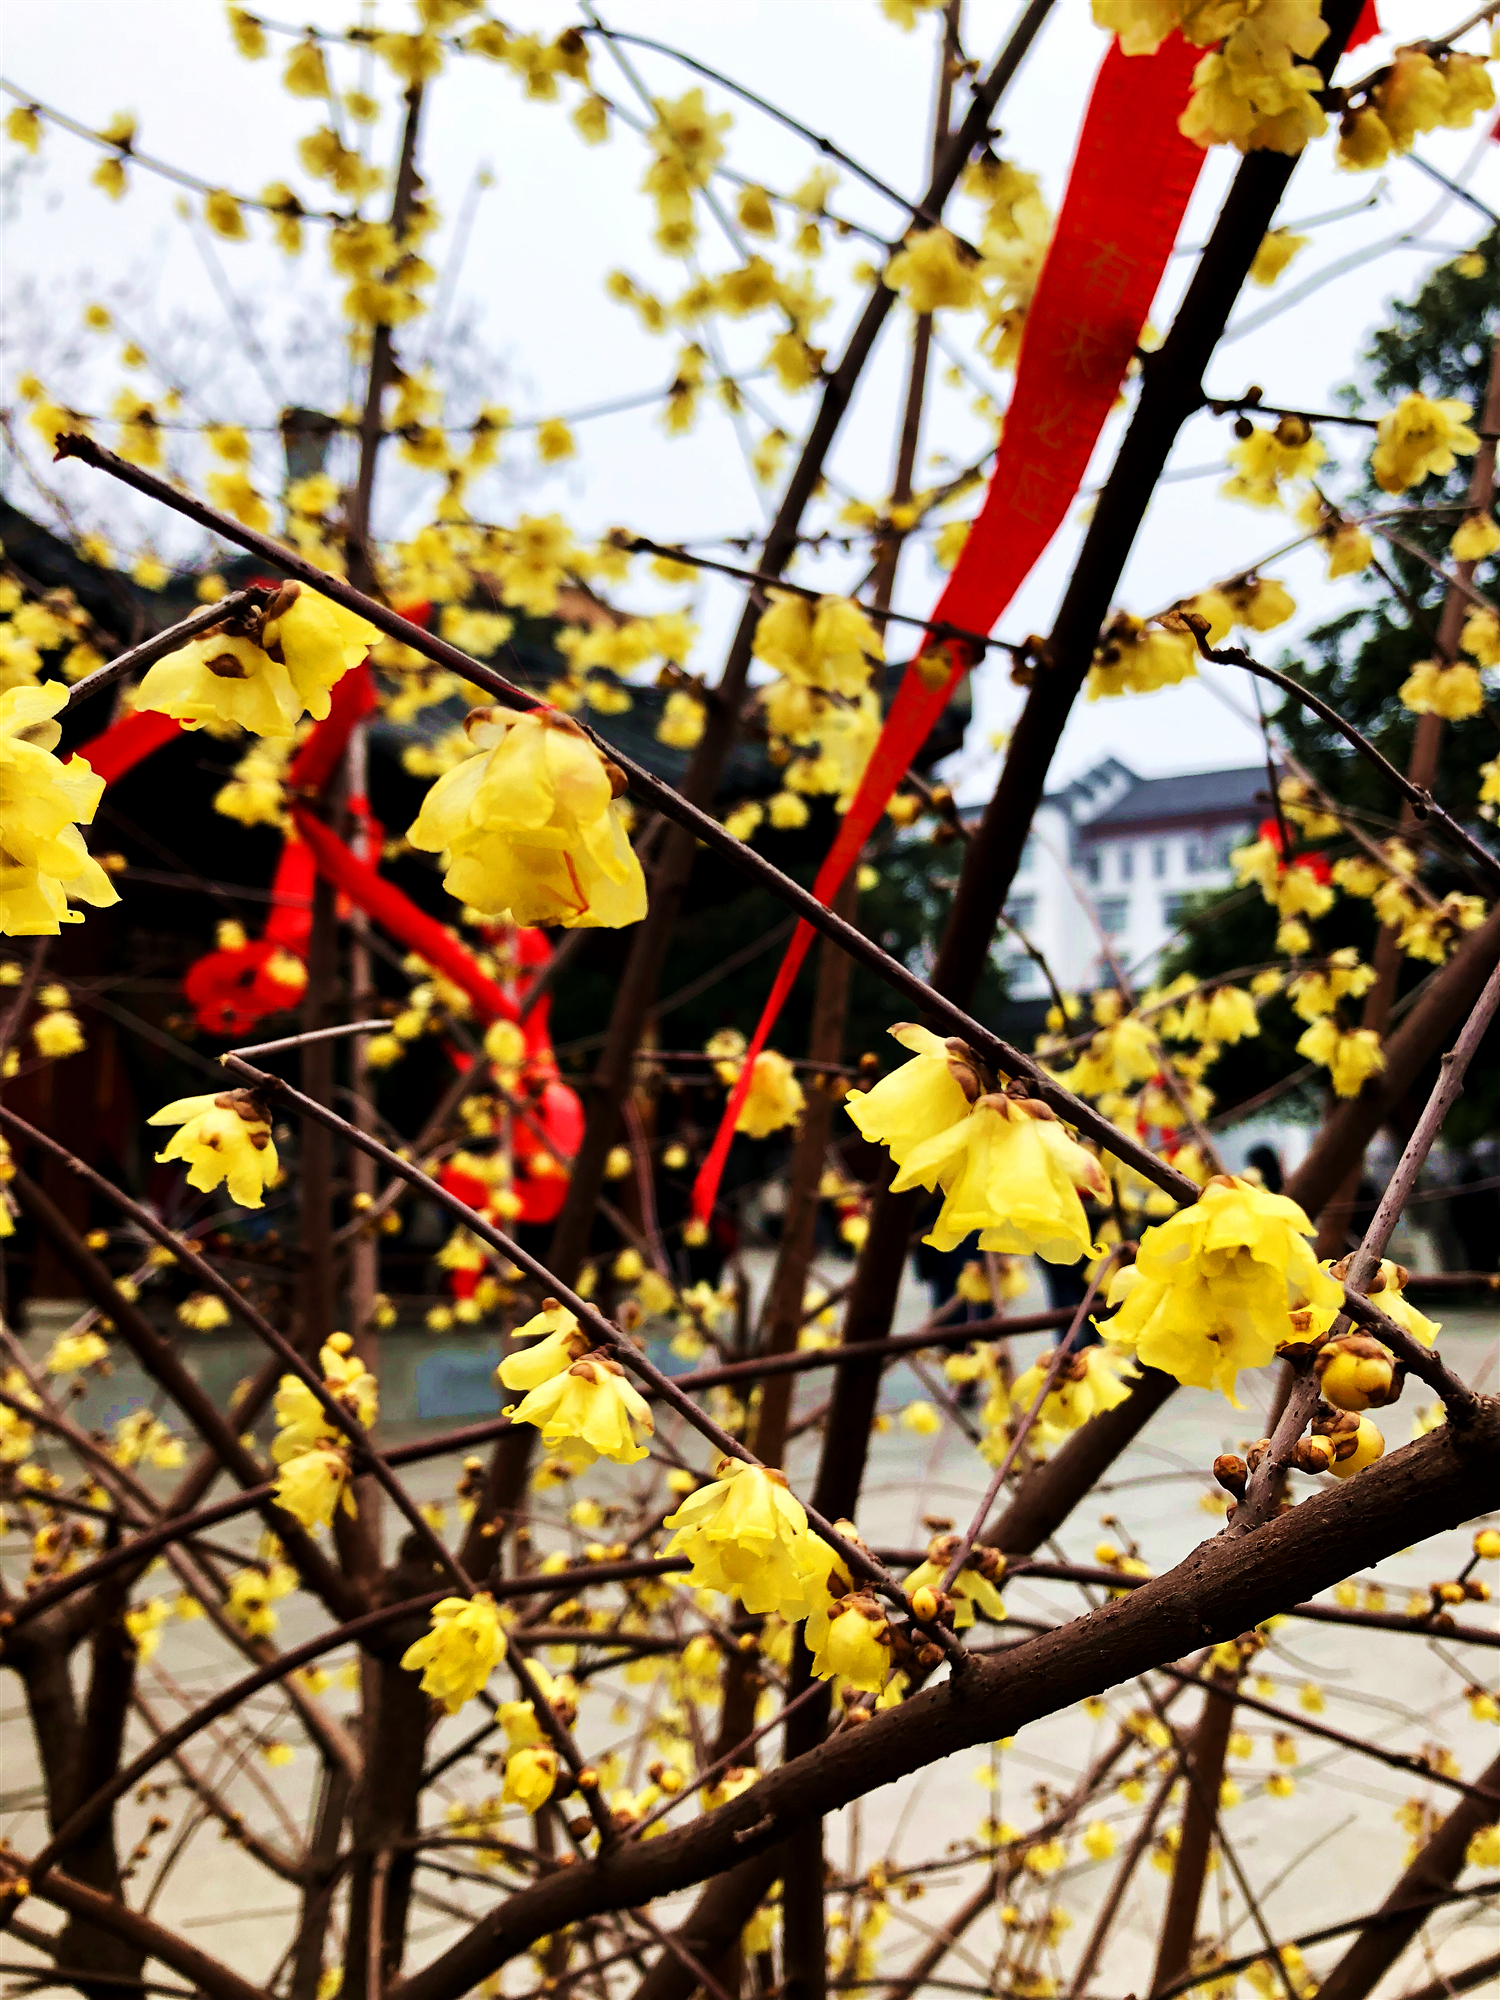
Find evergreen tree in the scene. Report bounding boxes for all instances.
[1164,234,1500,1138]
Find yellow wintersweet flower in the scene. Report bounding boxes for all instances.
[204,189,247,240]
[273,1334,378,1464]
[1294,1018,1385,1098]
[406,705,646,929]
[0,1381,34,1461]
[1179,8,1329,157]
[503,1744,560,1812]
[273,1443,353,1531]
[283,36,330,96]
[177,1291,231,1331]
[1010,1346,1136,1445]
[226,1568,285,1638]
[45,1329,109,1374]
[1460,606,1500,667]
[1180,985,1258,1046]
[1273,864,1333,923]
[227,7,268,59]
[113,1411,184,1471]
[751,592,883,699]
[0,681,120,936]
[503,1352,654,1467]
[903,1543,1005,1630]
[806,1591,893,1693]
[149,1089,277,1208]
[1328,1414,1384,1481]
[1371,393,1479,494]
[1367,1264,1440,1347]
[894,1092,1107,1267]
[1287,949,1375,1021]
[401,1593,507,1712]
[6,105,42,153]
[735,1050,805,1138]
[1314,1333,1399,1414]
[1451,512,1500,564]
[662,1455,833,1621]
[656,689,706,750]
[1398,658,1484,721]
[137,585,376,738]
[124,1597,171,1661]
[215,740,293,829]
[1283,1256,1437,1355]
[151,1096,280,1200]
[205,469,270,532]
[843,1023,981,1173]
[1085,615,1198,700]
[884,228,983,314]
[1104,1176,1341,1403]
[1249,226,1309,287]
[373,29,445,85]
[33,1009,85,1058]
[901,1399,942,1435]
[535,417,575,463]
[1222,420,1323,507]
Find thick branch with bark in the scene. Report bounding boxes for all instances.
[390,1402,1499,2000]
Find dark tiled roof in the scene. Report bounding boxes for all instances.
[1084,764,1269,831]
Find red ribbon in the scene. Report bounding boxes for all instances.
[291,806,520,1024]
[74,708,182,785]
[1347,0,1381,48]
[288,660,377,797]
[691,33,1205,1222]
[263,833,317,955]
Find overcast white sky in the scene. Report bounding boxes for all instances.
[3,1,1497,799]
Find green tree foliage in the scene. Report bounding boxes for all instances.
[1282,230,1500,819]
[1164,235,1500,1136]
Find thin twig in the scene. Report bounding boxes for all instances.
[1177,613,1500,887]
[219,1050,968,1670]
[52,432,1200,1211]
[62,592,258,710]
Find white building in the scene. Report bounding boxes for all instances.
[993,757,1272,999]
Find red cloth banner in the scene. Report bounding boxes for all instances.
[74,707,182,785]
[263,832,317,955]
[1347,0,1381,49]
[291,806,520,1025]
[692,32,1205,1221]
[287,660,377,797]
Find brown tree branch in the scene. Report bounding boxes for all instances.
[388,1401,1499,2000]
[1314,1744,1500,2000]
[1286,902,1500,1222]
[19,1867,271,2000]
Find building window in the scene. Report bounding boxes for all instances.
[1163,892,1190,927]
[1080,851,1101,884]
[1185,833,1233,875]
[1152,843,1167,879]
[1017,836,1037,877]
[1118,845,1134,883]
[1097,897,1129,936]
[1005,896,1036,931]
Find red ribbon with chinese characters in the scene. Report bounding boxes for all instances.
[691,31,1205,1222]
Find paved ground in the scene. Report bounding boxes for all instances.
[3,1258,1496,1998]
